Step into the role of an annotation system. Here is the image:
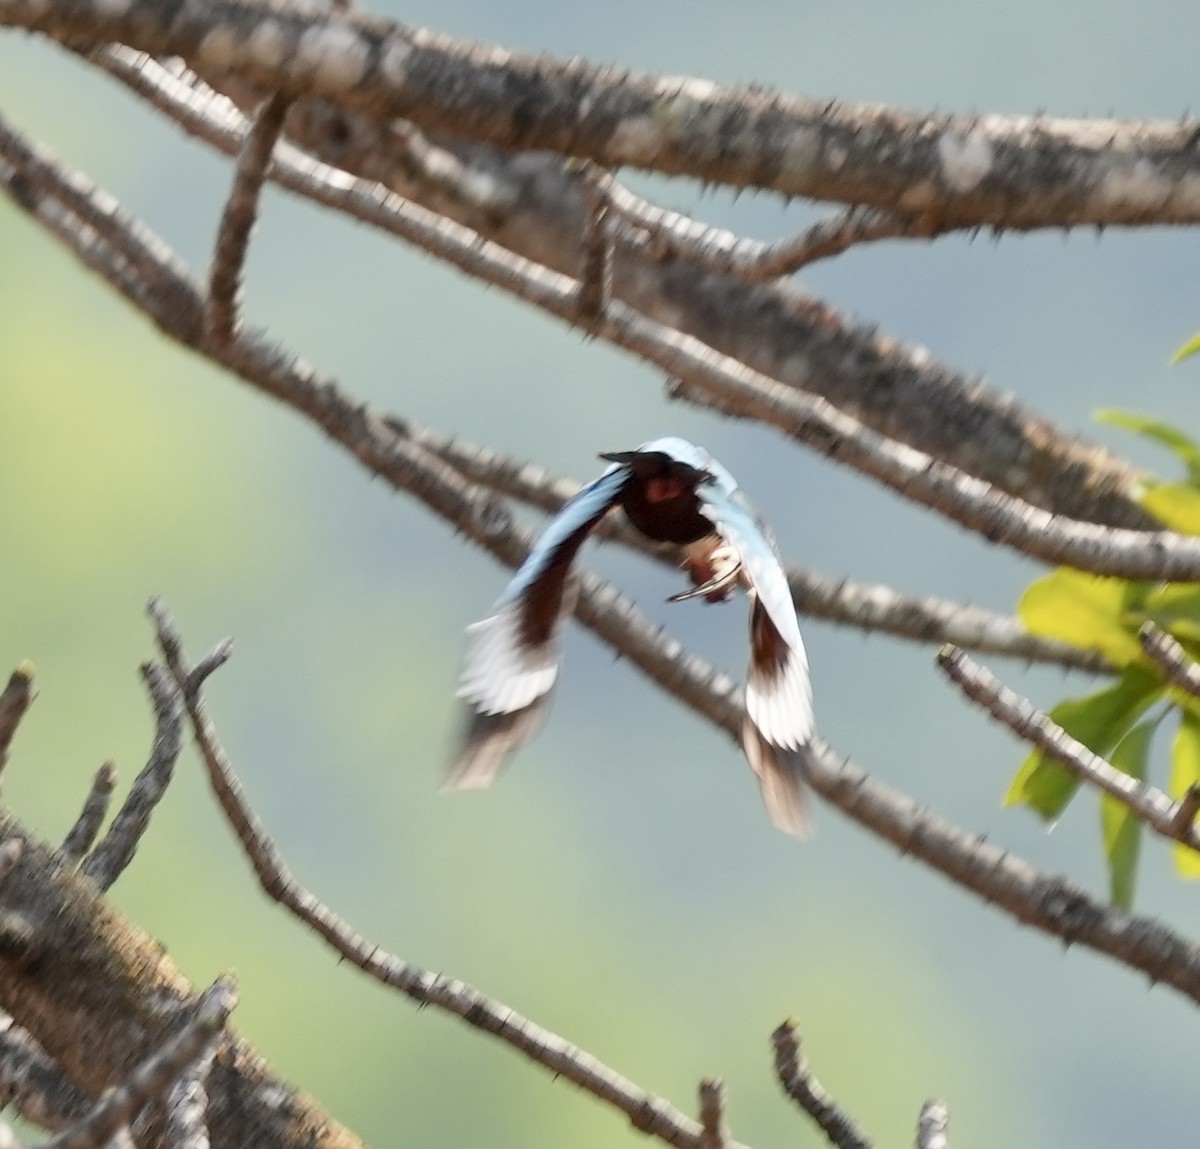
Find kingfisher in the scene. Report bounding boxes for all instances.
[449,437,815,834]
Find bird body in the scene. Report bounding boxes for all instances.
[450,437,815,834]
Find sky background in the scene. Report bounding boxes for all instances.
[2,2,1200,1146]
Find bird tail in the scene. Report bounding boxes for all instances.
[743,597,815,835]
[741,723,811,836]
[446,603,560,790]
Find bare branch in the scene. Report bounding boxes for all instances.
[78,42,1155,531]
[147,599,744,1149]
[59,763,118,867]
[0,841,23,888]
[10,0,1200,227]
[916,1101,951,1149]
[165,1044,215,1149]
[207,91,291,343]
[6,104,1200,1006]
[574,162,612,320]
[696,1079,727,1149]
[0,808,362,1149]
[80,663,184,890]
[1138,621,1200,699]
[0,1016,91,1132]
[14,107,1182,582]
[936,645,1199,854]
[0,664,36,775]
[771,1021,871,1149]
[35,978,236,1149]
[603,177,935,281]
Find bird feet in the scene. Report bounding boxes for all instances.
[670,540,741,603]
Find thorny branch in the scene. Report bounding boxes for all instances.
[7,0,1200,226]
[0,665,35,775]
[80,662,184,890]
[0,109,1194,581]
[75,43,1154,530]
[771,1021,872,1149]
[148,598,741,1149]
[206,90,292,343]
[35,978,235,1149]
[2,4,1200,1144]
[4,116,1200,1013]
[937,645,1200,855]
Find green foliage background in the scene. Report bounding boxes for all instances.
[2,2,1200,1147]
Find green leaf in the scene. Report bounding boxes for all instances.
[1142,482,1200,536]
[1101,720,1154,909]
[1018,568,1145,666]
[1171,711,1200,879]
[1171,331,1200,365]
[1006,665,1163,820]
[1095,409,1200,482]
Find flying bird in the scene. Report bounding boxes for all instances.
[449,437,815,834]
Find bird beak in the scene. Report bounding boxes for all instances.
[599,450,639,464]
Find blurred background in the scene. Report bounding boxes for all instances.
[2,2,1199,1145]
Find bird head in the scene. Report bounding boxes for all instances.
[599,447,713,503]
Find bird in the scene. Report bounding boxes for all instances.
[448,437,815,834]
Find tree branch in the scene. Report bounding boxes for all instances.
[206,91,291,343]
[0,665,36,775]
[36,979,235,1149]
[1138,622,1200,700]
[80,662,184,890]
[9,0,1200,226]
[937,645,1200,854]
[148,599,743,1149]
[0,1016,91,1132]
[7,103,1188,583]
[59,763,118,868]
[4,98,1200,1011]
[0,810,363,1149]
[771,1021,871,1149]
[80,41,1155,530]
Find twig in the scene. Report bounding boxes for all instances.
[0,1016,92,1132]
[915,1101,950,1149]
[936,645,1200,853]
[148,600,746,1149]
[33,978,236,1149]
[0,840,23,887]
[59,763,118,866]
[697,1079,727,1149]
[80,662,183,890]
[0,663,36,774]
[207,92,291,343]
[771,1021,871,1149]
[603,175,935,280]
[165,1044,215,1149]
[1138,621,1200,699]
[575,162,612,319]
[8,112,1200,1007]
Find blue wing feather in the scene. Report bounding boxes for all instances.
[498,465,630,605]
[449,464,630,789]
[696,474,815,835]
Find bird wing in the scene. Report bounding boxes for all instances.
[449,465,630,789]
[697,479,815,835]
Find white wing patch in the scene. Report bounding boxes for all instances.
[457,600,560,717]
[744,607,814,749]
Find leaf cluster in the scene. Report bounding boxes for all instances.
[1012,399,1200,907]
